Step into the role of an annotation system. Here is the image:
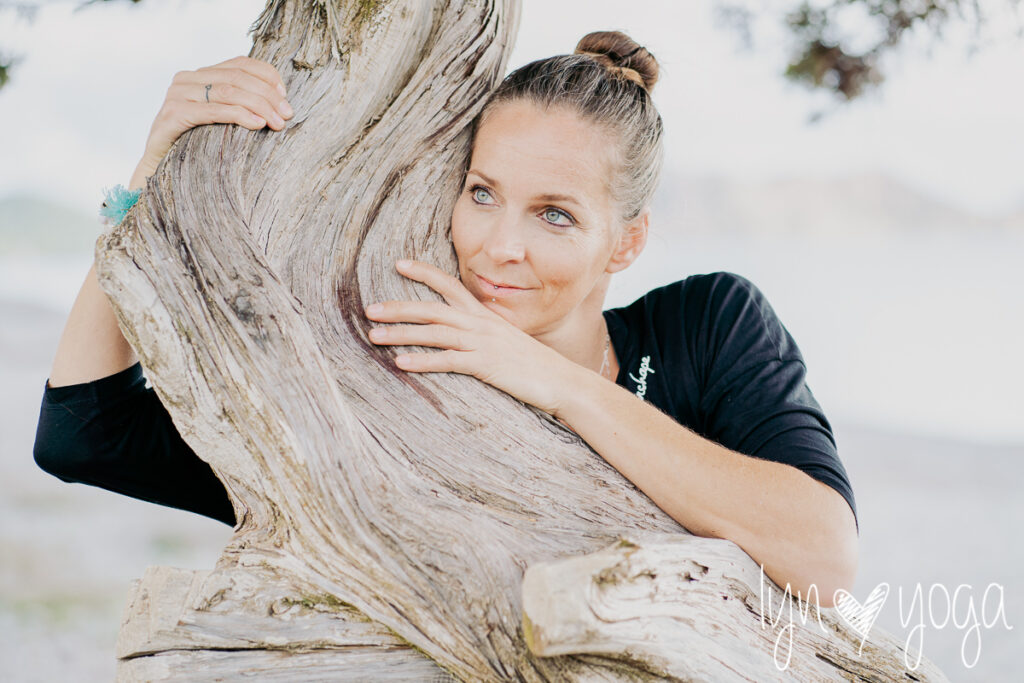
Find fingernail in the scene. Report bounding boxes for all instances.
[277,83,287,97]
[279,100,293,118]
[365,303,382,314]
[397,259,411,268]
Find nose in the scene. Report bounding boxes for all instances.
[482,211,526,263]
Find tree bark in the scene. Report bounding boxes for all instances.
[522,534,949,681]
[96,1,950,680]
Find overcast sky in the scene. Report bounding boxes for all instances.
[1,0,1022,216]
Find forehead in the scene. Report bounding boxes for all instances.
[471,100,614,206]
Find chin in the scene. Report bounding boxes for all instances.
[484,299,524,325]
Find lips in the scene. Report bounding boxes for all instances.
[474,272,530,299]
[476,273,526,290]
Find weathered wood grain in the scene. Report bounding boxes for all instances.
[523,533,949,681]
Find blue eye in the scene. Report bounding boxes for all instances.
[543,207,574,228]
[470,186,494,204]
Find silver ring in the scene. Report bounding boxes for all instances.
[204,84,212,103]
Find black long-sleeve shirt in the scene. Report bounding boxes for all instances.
[33,271,857,531]
[33,361,236,525]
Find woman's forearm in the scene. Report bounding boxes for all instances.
[552,361,859,607]
[47,261,137,387]
[47,161,154,387]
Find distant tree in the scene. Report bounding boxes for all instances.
[717,0,1022,102]
[0,1,34,89]
[0,52,15,89]
[0,0,1020,98]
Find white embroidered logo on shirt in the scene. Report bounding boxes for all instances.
[629,355,655,400]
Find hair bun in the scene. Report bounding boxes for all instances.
[574,30,659,94]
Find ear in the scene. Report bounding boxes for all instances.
[605,207,649,275]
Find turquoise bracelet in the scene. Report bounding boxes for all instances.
[99,184,142,227]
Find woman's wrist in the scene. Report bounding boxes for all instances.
[548,356,598,422]
[128,167,150,191]
[128,154,160,191]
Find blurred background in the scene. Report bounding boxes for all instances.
[1,0,1021,680]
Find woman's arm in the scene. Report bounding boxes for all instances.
[34,363,236,525]
[46,164,149,387]
[360,262,856,602]
[47,56,291,387]
[551,364,858,608]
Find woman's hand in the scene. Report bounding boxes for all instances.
[134,55,294,180]
[364,259,577,417]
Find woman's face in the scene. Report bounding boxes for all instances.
[451,99,625,336]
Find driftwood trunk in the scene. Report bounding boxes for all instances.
[95,0,950,680]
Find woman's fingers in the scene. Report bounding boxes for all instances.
[369,322,467,352]
[166,81,285,130]
[212,55,288,97]
[173,67,292,129]
[185,65,290,114]
[136,56,292,177]
[179,101,271,131]
[365,300,469,328]
[394,260,487,312]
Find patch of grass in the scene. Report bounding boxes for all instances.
[0,593,120,627]
[150,532,191,557]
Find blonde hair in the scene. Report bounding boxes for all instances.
[470,30,664,223]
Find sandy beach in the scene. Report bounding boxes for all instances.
[2,296,1020,681]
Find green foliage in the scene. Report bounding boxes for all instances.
[784,0,965,99]
[720,0,1021,102]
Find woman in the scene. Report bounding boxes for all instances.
[34,31,858,608]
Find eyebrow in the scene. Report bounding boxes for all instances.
[467,169,583,208]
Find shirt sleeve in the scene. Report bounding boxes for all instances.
[696,272,858,533]
[32,362,236,526]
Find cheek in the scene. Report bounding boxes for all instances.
[450,198,473,258]
[535,241,593,290]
